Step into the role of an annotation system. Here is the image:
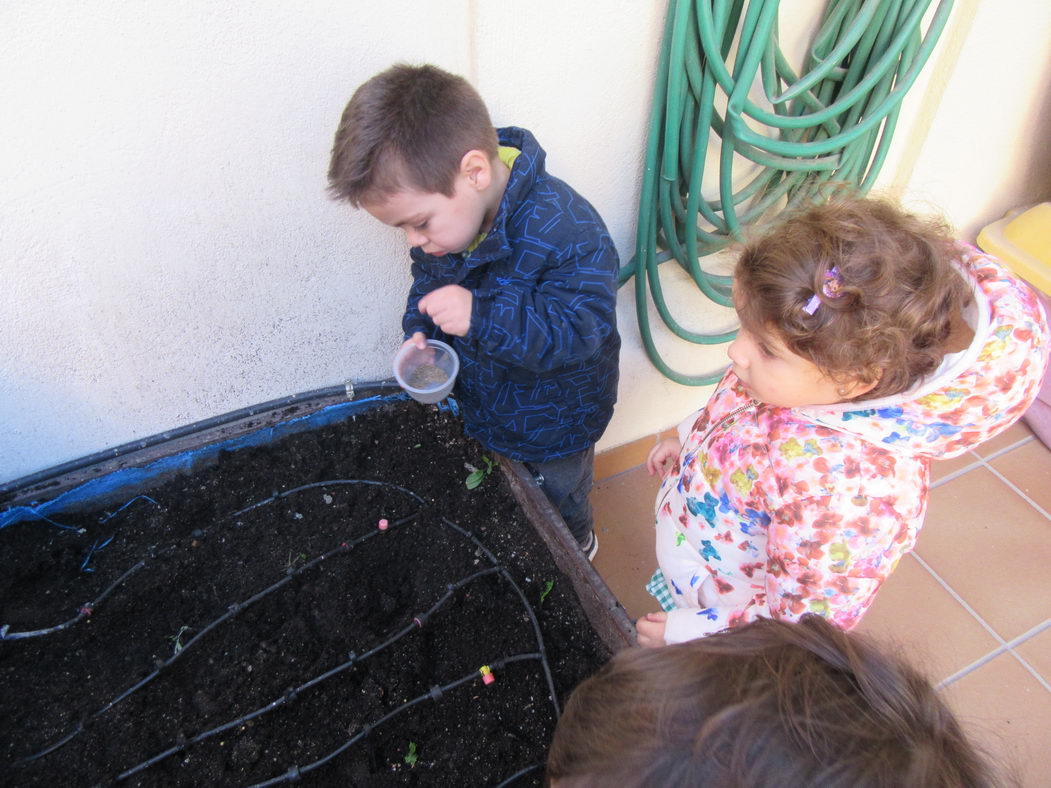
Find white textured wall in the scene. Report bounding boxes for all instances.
[885,0,1051,240]
[1,1,471,481]
[3,1,1050,484]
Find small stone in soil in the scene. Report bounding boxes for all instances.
[407,364,449,389]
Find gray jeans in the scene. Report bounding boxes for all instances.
[524,446,595,545]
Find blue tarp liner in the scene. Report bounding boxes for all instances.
[1,393,461,532]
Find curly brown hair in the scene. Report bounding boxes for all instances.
[734,196,973,401]
[327,63,498,207]
[547,615,1002,788]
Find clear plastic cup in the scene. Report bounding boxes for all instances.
[393,339,459,404]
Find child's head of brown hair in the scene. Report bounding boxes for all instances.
[327,63,498,207]
[733,195,972,401]
[547,615,998,788]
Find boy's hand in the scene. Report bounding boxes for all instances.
[635,612,668,648]
[403,333,427,351]
[646,437,681,476]
[418,285,472,337]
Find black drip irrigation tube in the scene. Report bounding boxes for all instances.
[0,560,145,641]
[12,478,559,786]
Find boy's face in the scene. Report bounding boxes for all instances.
[362,175,489,258]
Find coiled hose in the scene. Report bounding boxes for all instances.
[622,0,954,384]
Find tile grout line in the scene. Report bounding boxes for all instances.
[928,434,1034,490]
[930,459,982,489]
[910,553,1007,646]
[1007,651,1051,694]
[978,456,1051,523]
[1001,615,1051,649]
[976,433,1034,462]
[936,617,1051,690]
[595,464,646,484]
[923,435,1049,689]
[936,644,1010,689]
[1005,616,1051,692]
[908,552,1011,688]
[996,617,1051,655]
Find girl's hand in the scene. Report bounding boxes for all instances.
[635,612,668,648]
[646,437,681,476]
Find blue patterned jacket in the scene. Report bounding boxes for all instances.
[403,127,620,462]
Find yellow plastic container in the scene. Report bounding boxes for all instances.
[977,202,1051,296]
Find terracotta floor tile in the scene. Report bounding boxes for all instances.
[930,451,981,485]
[940,653,1051,787]
[856,554,1000,682]
[588,434,1051,777]
[594,436,653,482]
[1014,623,1051,686]
[989,439,1051,516]
[915,468,1051,641]
[590,466,663,620]
[972,419,1034,458]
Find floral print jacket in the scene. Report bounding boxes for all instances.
[654,247,1049,644]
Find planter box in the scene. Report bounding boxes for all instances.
[1,388,633,786]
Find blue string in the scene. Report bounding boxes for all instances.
[0,509,86,533]
[80,535,115,573]
[99,495,159,523]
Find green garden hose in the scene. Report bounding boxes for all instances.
[623,0,954,384]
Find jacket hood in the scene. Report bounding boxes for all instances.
[797,246,1048,460]
[455,126,546,271]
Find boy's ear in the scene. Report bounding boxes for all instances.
[459,149,493,191]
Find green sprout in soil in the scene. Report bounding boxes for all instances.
[285,551,307,571]
[170,625,191,656]
[404,741,418,767]
[465,456,495,490]
[540,579,555,606]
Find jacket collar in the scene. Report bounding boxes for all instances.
[460,126,545,267]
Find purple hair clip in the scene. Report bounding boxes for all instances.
[803,266,844,315]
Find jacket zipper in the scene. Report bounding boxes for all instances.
[657,400,757,512]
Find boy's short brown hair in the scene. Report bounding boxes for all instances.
[327,63,498,207]
[547,615,999,787]
[734,196,973,401]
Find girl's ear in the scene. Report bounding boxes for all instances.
[459,149,492,191]
[837,371,880,400]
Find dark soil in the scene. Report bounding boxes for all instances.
[0,400,611,786]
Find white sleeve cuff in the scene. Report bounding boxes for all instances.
[663,607,723,644]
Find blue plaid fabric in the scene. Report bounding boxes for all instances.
[646,569,677,613]
[403,127,620,463]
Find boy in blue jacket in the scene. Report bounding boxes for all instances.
[328,64,620,558]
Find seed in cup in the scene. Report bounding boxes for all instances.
[407,364,450,389]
